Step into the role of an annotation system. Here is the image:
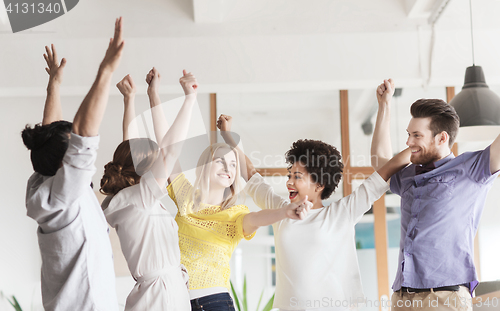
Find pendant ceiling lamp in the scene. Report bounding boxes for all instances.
[449,0,500,142]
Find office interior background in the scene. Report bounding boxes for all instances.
[1,0,500,310]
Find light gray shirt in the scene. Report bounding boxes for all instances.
[26,133,118,311]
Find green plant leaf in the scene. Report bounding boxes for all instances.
[262,293,275,311]
[242,275,248,311]
[230,280,241,311]
[7,296,23,311]
[255,289,264,311]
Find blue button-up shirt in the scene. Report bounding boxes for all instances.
[390,146,499,294]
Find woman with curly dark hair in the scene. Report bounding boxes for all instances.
[220,111,411,311]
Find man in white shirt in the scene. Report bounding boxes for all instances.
[21,18,125,311]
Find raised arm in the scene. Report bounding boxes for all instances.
[242,195,312,236]
[377,148,411,181]
[72,17,124,137]
[371,79,395,170]
[152,71,198,187]
[490,135,500,174]
[116,74,138,141]
[217,114,257,181]
[146,67,169,144]
[42,44,66,125]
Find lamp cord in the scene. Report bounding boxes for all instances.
[469,0,475,66]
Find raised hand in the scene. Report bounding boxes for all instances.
[43,44,66,85]
[376,78,395,105]
[100,17,125,73]
[146,67,161,96]
[179,70,198,95]
[217,114,232,132]
[116,74,136,98]
[285,195,313,220]
[42,44,65,124]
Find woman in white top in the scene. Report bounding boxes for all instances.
[100,69,198,311]
[218,114,411,311]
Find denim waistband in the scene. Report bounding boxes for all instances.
[190,292,232,307]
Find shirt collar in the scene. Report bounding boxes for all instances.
[433,152,455,168]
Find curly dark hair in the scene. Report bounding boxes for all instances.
[285,139,343,200]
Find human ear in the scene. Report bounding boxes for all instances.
[437,131,449,146]
[315,184,325,193]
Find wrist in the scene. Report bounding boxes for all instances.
[98,64,115,76]
[147,88,158,96]
[281,205,289,218]
[123,94,136,101]
[379,100,391,107]
[47,80,61,90]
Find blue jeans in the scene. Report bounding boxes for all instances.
[190,293,236,311]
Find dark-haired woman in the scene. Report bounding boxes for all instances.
[100,69,195,311]
[220,114,411,311]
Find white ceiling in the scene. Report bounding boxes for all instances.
[2,0,500,96]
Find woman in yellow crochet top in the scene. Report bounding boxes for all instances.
[167,117,313,311]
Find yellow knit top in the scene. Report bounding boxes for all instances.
[167,173,255,290]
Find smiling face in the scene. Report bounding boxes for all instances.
[209,147,237,189]
[406,117,443,165]
[286,161,323,205]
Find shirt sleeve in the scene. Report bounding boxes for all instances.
[342,171,389,223]
[167,173,193,215]
[390,169,403,196]
[466,145,500,183]
[26,133,99,231]
[243,173,289,210]
[234,208,256,241]
[140,171,167,209]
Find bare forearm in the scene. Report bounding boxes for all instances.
[371,103,392,170]
[377,148,410,181]
[490,134,500,173]
[72,68,113,137]
[221,132,256,181]
[122,96,136,141]
[158,95,196,169]
[243,208,286,235]
[148,91,170,143]
[42,81,63,125]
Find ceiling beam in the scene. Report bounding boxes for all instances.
[404,0,451,24]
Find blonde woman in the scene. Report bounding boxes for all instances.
[100,69,197,310]
[167,122,313,311]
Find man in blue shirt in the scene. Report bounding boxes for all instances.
[371,79,500,311]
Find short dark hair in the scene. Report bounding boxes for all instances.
[21,121,73,176]
[410,99,460,147]
[285,139,343,200]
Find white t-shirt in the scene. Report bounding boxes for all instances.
[104,171,190,311]
[244,172,389,311]
[26,133,118,311]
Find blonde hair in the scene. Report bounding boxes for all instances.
[192,143,242,212]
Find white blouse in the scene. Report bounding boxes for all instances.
[26,133,118,311]
[104,171,190,311]
[244,172,389,311]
